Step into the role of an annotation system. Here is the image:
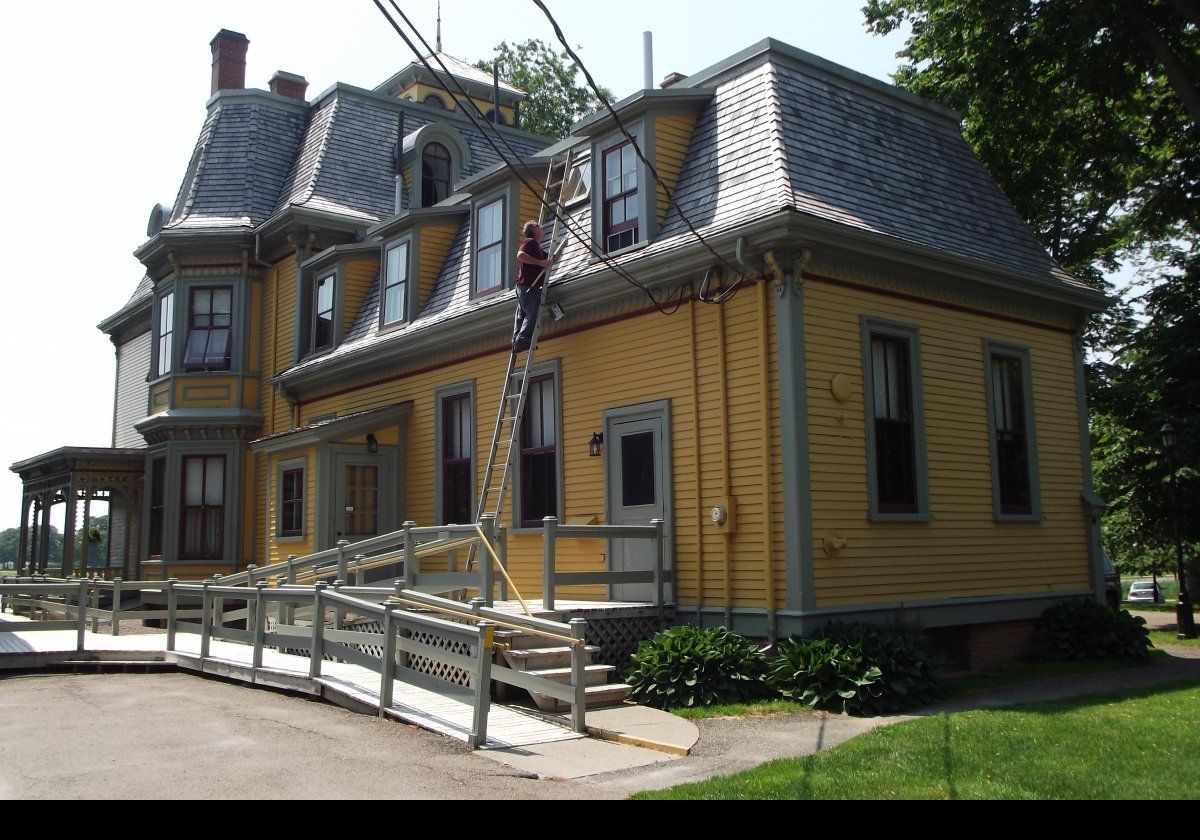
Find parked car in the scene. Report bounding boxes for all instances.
[1103,552,1120,609]
[1127,580,1162,605]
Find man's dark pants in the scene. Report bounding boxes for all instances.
[512,284,542,350]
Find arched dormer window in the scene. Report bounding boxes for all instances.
[485,109,508,126]
[422,142,453,206]
[423,93,447,109]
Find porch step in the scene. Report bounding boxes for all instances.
[526,664,616,687]
[530,682,633,712]
[501,645,600,671]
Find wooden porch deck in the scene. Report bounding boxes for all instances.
[0,613,582,750]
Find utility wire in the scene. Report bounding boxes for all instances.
[372,0,691,315]
[531,0,750,303]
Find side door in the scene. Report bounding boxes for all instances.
[605,403,672,602]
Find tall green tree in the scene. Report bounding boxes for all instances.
[476,39,610,139]
[862,1,1200,578]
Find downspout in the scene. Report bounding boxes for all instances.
[757,276,777,644]
[263,451,272,567]
[716,282,733,629]
[688,292,705,623]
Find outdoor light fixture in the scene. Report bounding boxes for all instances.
[588,432,604,457]
[366,433,378,455]
[1160,422,1196,639]
[548,302,566,321]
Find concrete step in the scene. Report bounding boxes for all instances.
[526,664,616,687]
[501,645,599,670]
[530,682,632,712]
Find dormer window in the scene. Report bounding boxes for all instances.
[423,93,447,109]
[485,109,508,126]
[422,142,453,206]
[603,140,639,252]
[561,160,591,205]
[382,240,410,327]
[474,196,505,296]
[312,272,335,352]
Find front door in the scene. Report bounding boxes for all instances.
[605,403,672,602]
[335,459,382,544]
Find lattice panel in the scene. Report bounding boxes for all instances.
[583,615,667,667]
[346,618,474,687]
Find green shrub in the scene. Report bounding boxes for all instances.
[769,622,941,715]
[624,625,770,709]
[1033,598,1153,662]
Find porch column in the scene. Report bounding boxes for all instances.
[766,249,815,612]
[80,480,92,574]
[17,495,31,577]
[62,479,78,577]
[122,487,135,580]
[38,492,52,574]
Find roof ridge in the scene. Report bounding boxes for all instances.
[763,60,796,213]
[244,102,260,226]
[172,107,221,226]
[299,95,341,206]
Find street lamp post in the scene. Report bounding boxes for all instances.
[1160,423,1197,640]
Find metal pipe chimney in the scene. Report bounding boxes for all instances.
[643,32,653,90]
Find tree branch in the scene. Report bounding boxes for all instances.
[1131,11,1200,123]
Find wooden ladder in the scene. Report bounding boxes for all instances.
[467,149,572,572]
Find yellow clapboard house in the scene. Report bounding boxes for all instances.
[12,31,1108,668]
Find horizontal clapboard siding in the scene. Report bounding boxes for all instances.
[113,330,152,448]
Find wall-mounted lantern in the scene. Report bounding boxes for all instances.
[588,432,604,457]
[366,433,379,455]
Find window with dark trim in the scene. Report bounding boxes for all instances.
[423,93,447,110]
[602,140,639,252]
[475,196,505,296]
[422,142,452,206]
[987,350,1037,517]
[312,273,334,352]
[149,456,166,556]
[561,159,591,205]
[440,393,473,525]
[280,467,305,537]
[382,241,409,326]
[156,292,174,377]
[868,332,918,514]
[180,455,224,560]
[484,109,507,126]
[519,373,558,527]
[182,287,232,371]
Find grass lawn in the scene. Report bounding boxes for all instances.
[636,682,1200,800]
[941,652,1165,699]
[671,699,820,720]
[1149,630,1200,648]
[0,569,15,578]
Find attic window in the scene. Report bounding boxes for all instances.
[561,160,591,205]
[424,93,447,109]
[485,109,508,126]
[422,142,452,206]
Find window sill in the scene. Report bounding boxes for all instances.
[994,512,1045,523]
[276,535,307,543]
[589,239,649,263]
[868,511,934,523]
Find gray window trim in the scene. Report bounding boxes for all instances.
[150,284,177,381]
[471,185,512,299]
[590,120,653,258]
[982,339,1044,522]
[860,315,932,522]
[434,380,476,525]
[406,123,473,210]
[275,456,308,541]
[307,266,343,357]
[379,234,414,331]
[178,278,242,374]
[510,356,565,533]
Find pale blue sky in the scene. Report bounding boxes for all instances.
[0,1,911,526]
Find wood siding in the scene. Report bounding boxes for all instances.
[804,276,1088,606]
[653,114,698,229]
[418,226,457,308]
[343,258,379,333]
[113,330,152,448]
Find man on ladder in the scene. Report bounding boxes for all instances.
[512,220,559,353]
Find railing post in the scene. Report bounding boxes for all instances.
[543,516,558,612]
[212,574,224,635]
[200,581,213,660]
[569,617,588,734]
[353,554,367,588]
[246,563,257,587]
[498,523,509,602]
[252,580,267,672]
[332,579,345,631]
[166,579,178,652]
[651,518,666,621]
[480,514,496,607]
[335,540,349,585]
[89,584,100,633]
[379,602,397,715]
[284,555,298,625]
[76,579,88,652]
[470,620,494,749]
[309,582,327,679]
[111,578,123,636]
[402,522,417,589]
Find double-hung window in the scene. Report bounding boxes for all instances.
[984,343,1040,519]
[181,455,224,560]
[519,373,559,527]
[183,287,232,371]
[382,241,409,327]
[475,196,505,296]
[602,140,639,252]
[279,466,305,538]
[312,273,335,352]
[440,392,473,524]
[862,318,929,520]
[156,292,174,376]
[422,142,452,206]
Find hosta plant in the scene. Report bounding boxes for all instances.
[624,625,770,709]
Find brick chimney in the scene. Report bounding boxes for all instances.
[660,72,687,89]
[210,29,249,95]
[269,71,309,102]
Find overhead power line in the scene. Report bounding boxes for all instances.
[371,0,692,315]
